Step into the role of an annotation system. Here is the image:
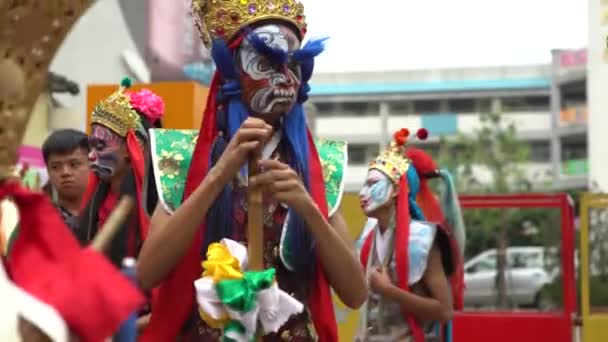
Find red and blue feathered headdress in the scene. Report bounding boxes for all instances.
[142,28,338,342]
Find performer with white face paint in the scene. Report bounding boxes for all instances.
[238,25,302,117]
[356,128,466,342]
[79,79,165,268]
[137,0,366,341]
[360,169,396,215]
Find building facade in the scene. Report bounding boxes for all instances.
[309,63,587,192]
[550,49,588,190]
[31,0,592,193]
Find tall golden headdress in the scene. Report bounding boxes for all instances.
[191,0,307,47]
[369,129,413,183]
[370,128,430,183]
[91,78,143,138]
[0,1,94,181]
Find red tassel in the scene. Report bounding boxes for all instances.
[406,148,438,176]
[416,181,444,224]
[394,176,425,342]
[360,229,374,271]
[413,159,466,312]
[126,130,150,241]
[306,129,339,342]
[140,72,221,342]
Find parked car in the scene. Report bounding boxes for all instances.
[464,246,559,309]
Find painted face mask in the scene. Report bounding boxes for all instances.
[237,24,302,118]
[88,125,124,179]
[359,169,395,215]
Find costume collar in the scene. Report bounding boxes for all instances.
[374,217,395,265]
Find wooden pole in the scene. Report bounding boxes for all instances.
[247,153,264,341]
[247,154,264,271]
[90,196,135,252]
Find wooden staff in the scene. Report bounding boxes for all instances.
[247,153,264,341]
[90,197,135,252]
[247,153,264,271]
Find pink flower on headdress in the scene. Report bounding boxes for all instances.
[127,89,165,123]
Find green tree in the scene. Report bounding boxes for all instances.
[433,109,548,308]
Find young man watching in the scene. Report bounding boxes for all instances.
[42,129,90,229]
[6,129,90,255]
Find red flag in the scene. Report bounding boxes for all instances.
[3,182,145,342]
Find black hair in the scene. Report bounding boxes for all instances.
[139,114,161,217]
[435,226,456,276]
[42,129,89,165]
[77,169,140,267]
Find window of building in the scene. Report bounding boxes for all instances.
[526,96,550,111]
[366,144,380,158]
[389,101,412,115]
[502,96,550,112]
[315,102,339,116]
[562,141,587,160]
[342,102,379,116]
[448,98,476,113]
[528,141,551,162]
[414,100,441,114]
[348,145,366,164]
[348,144,380,164]
[561,81,586,101]
[477,98,493,113]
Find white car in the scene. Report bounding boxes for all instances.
[464,246,558,308]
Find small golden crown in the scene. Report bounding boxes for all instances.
[191,0,307,48]
[369,128,429,183]
[91,78,143,137]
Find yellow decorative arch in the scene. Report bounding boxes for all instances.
[0,1,95,179]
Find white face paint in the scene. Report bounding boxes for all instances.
[239,25,291,79]
[237,24,302,117]
[359,169,395,215]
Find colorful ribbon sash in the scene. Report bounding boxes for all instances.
[194,239,303,341]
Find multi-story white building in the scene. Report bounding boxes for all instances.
[549,49,587,190]
[308,61,587,192]
[40,1,590,193]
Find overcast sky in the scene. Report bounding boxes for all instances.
[302,0,588,72]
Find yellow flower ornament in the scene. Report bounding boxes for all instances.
[194,239,304,341]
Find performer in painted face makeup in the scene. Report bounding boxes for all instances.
[137,0,367,341]
[357,128,466,342]
[79,79,165,267]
